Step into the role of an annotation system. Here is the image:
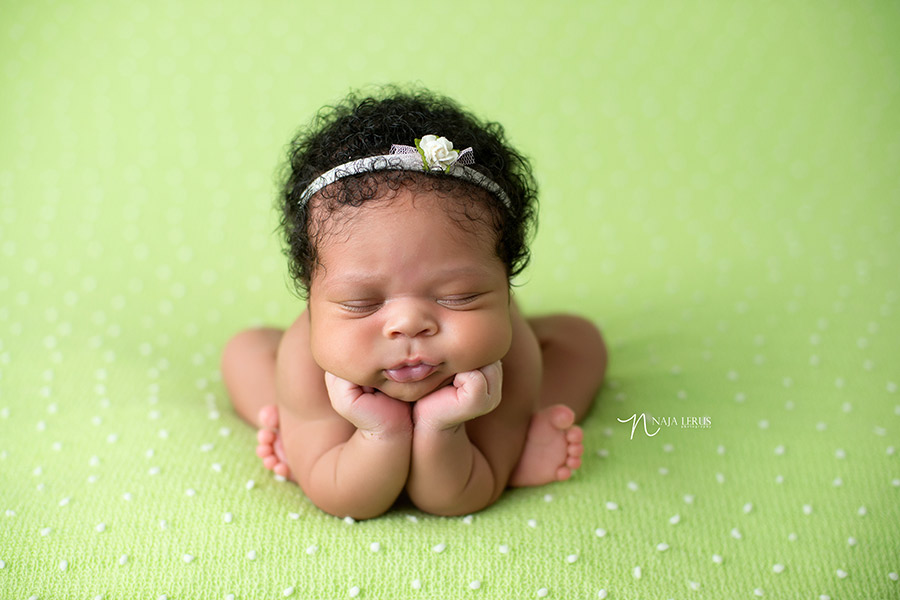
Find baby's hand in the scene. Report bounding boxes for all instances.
[413,361,503,431]
[325,373,412,438]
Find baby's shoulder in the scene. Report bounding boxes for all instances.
[278,313,311,358]
[275,312,328,410]
[504,305,542,374]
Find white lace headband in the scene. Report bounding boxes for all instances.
[297,135,511,209]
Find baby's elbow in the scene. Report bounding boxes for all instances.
[309,491,392,521]
[409,485,502,517]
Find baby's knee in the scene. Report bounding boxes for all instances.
[221,328,282,376]
[573,316,607,358]
[546,316,607,377]
[553,315,604,346]
[222,330,252,371]
[532,314,606,368]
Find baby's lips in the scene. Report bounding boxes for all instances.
[384,363,437,383]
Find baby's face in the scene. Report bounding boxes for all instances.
[307,188,513,403]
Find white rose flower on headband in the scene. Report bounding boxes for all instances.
[416,135,460,171]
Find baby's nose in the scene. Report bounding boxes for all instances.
[382,300,438,339]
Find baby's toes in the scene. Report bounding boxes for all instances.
[256,434,275,459]
[567,428,584,457]
[257,439,278,460]
[566,426,584,470]
[258,404,280,429]
[556,465,574,481]
[547,405,576,430]
[565,426,583,444]
[568,441,584,459]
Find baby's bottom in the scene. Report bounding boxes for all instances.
[221,315,607,487]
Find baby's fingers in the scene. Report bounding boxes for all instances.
[324,372,362,405]
[479,360,503,398]
[454,360,502,406]
[453,369,484,395]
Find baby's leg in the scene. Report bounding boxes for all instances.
[221,328,292,477]
[529,315,607,421]
[221,328,283,426]
[508,315,606,487]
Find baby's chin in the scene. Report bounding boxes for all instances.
[376,373,455,403]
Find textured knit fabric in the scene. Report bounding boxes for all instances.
[1,1,898,599]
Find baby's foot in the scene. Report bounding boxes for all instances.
[509,405,583,487]
[256,405,292,480]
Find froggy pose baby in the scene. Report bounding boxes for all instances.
[221,89,607,519]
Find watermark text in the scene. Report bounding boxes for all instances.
[618,413,712,439]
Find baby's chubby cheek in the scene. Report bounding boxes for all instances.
[309,341,366,387]
[307,319,357,379]
[453,311,513,371]
[306,303,513,398]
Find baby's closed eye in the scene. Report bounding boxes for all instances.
[338,300,384,314]
[436,294,483,309]
[334,292,488,315]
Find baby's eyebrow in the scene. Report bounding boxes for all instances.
[326,272,380,286]
[326,266,495,289]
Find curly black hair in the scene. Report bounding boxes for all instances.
[279,86,538,297]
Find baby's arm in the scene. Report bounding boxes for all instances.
[275,315,412,520]
[406,310,540,515]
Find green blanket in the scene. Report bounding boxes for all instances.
[2,1,898,598]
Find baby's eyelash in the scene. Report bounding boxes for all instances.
[437,294,481,307]
[339,301,382,314]
[336,295,482,313]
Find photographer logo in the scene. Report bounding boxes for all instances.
[618,413,712,439]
